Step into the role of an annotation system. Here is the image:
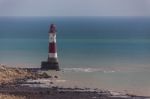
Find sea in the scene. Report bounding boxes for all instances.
[0,16,150,96]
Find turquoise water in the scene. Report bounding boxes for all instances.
[1,38,150,69]
[0,17,150,95]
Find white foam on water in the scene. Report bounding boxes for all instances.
[62,68,116,73]
[56,80,66,82]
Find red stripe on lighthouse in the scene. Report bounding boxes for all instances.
[49,42,56,53]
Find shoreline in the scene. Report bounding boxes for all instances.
[0,65,149,99]
[0,85,146,99]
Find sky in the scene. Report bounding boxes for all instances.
[0,0,150,16]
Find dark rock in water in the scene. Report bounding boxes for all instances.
[50,82,53,84]
[40,73,50,78]
[54,75,58,78]
[49,76,52,78]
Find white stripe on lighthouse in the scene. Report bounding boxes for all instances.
[49,33,56,43]
[49,53,58,58]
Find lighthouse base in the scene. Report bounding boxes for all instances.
[41,61,59,71]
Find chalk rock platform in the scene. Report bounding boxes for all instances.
[0,65,149,99]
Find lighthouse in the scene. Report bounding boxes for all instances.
[41,24,60,71]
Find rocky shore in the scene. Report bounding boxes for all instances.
[0,65,149,99]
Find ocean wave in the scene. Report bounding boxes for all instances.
[62,68,116,73]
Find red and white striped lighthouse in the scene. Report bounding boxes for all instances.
[41,24,59,70]
[48,24,58,61]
